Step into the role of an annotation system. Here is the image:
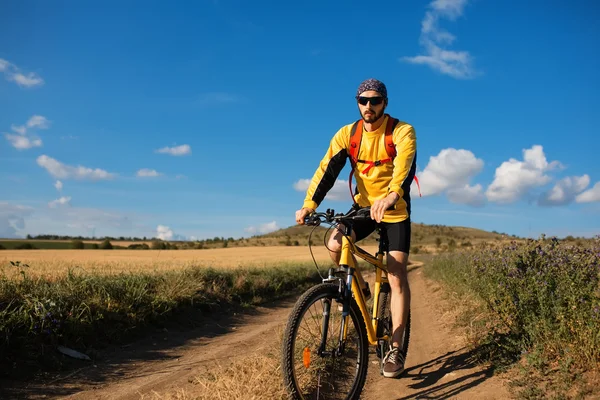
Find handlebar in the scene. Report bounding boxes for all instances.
[304,207,372,226]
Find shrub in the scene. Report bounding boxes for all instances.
[71,240,84,249]
[99,239,112,249]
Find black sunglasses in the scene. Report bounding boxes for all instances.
[357,96,385,106]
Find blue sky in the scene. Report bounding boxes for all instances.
[1,0,599,240]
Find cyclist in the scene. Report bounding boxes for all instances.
[295,78,417,378]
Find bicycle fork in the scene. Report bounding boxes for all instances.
[317,267,353,358]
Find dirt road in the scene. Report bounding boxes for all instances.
[1,263,512,399]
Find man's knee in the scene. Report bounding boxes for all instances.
[387,251,409,287]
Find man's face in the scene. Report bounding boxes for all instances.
[357,90,386,123]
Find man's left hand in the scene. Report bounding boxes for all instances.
[370,193,400,223]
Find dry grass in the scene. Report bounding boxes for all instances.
[0,245,381,280]
[143,331,287,400]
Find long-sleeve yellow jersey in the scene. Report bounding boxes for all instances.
[302,114,417,223]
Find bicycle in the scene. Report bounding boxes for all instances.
[281,206,411,400]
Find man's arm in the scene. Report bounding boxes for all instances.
[388,124,417,199]
[301,127,349,210]
[370,123,416,223]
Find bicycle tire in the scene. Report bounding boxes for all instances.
[376,284,411,369]
[281,283,369,400]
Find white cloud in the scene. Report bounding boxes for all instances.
[48,196,71,208]
[37,155,116,180]
[418,148,484,202]
[155,144,191,156]
[576,181,600,203]
[26,115,50,129]
[401,0,478,79]
[157,225,174,240]
[293,178,351,202]
[538,175,590,206]
[486,145,562,204]
[55,180,63,191]
[245,221,280,235]
[5,134,42,150]
[4,115,49,150]
[136,168,162,177]
[0,202,35,238]
[447,184,486,207]
[0,58,44,88]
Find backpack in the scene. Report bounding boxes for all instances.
[347,114,421,203]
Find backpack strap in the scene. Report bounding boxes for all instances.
[347,119,363,204]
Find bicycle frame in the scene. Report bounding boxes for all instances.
[331,230,390,346]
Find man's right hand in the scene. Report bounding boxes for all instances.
[295,207,315,225]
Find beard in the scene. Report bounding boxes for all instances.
[361,107,385,123]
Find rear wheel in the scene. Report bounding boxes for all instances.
[281,283,369,400]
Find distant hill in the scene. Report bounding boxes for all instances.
[1,221,520,253]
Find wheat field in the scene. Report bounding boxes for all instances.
[0,245,381,279]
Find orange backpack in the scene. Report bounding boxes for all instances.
[347,114,421,202]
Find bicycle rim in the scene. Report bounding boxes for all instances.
[281,283,369,400]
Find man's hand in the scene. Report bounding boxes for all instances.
[370,193,399,223]
[295,207,315,225]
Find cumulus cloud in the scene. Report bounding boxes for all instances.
[37,155,116,180]
[157,225,174,240]
[4,115,49,150]
[48,196,71,208]
[155,144,191,156]
[0,58,44,88]
[136,168,162,177]
[576,181,600,203]
[447,184,486,207]
[293,178,350,202]
[486,145,562,204]
[245,221,280,235]
[55,180,63,191]
[0,202,35,238]
[538,175,590,206]
[401,0,478,79]
[5,134,42,150]
[418,148,484,205]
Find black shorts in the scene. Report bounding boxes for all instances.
[349,213,411,254]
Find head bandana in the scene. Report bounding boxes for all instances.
[356,78,387,99]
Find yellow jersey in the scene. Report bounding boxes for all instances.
[302,115,417,223]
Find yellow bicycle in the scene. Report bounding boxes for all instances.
[281,206,411,400]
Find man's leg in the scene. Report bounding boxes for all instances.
[382,219,411,378]
[387,250,410,348]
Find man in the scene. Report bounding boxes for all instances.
[295,78,417,378]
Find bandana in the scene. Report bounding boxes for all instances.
[356,78,387,98]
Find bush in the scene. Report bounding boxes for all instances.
[71,240,84,249]
[15,243,36,250]
[127,243,149,250]
[428,236,600,375]
[99,239,112,249]
[151,240,166,250]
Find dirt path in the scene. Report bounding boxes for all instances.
[1,263,512,400]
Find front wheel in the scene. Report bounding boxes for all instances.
[281,283,369,400]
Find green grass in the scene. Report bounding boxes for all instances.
[424,236,600,399]
[0,262,323,379]
[0,240,128,250]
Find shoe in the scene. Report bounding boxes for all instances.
[382,346,405,378]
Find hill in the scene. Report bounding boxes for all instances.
[0,221,519,253]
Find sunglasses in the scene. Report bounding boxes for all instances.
[357,96,385,106]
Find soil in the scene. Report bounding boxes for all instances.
[0,263,513,399]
